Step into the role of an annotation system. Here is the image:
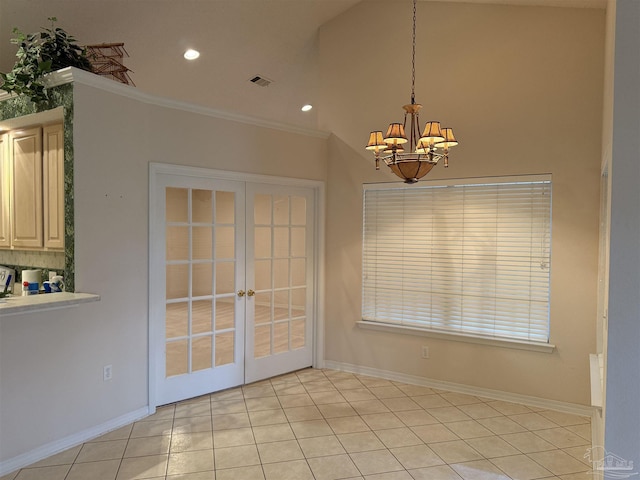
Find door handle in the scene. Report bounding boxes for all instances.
[237,290,246,297]
[247,289,255,297]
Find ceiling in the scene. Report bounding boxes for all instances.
[0,0,607,130]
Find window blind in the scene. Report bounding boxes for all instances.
[362,177,552,344]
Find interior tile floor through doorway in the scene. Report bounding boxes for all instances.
[2,368,594,480]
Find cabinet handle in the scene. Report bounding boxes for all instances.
[237,290,246,297]
[247,289,255,297]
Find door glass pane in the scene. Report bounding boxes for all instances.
[166,188,188,223]
[291,258,306,287]
[216,299,235,330]
[193,263,213,297]
[254,227,271,258]
[215,226,235,259]
[254,260,271,290]
[216,191,235,224]
[291,228,305,257]
[273,259,289,289]
[193,227,212,260]
[254,292,271,324]
[167,264,189,299]
[215,262,235,294]
[291,288,306,316]
[291,196,306,225]
[167,226,189,261]
[273,195,289,225]
[274,290,289,321]
[167,340,188,377]
[192,189,212,223]
[254,324,271,358]
[273,227,289,257]
[192,336,213,371]
[193,300,213,334]
[291,320,305,349]
[274,322,289,354]
[166,302,188,338]
[216,332,235,366]
[254,194,271,225]
[163,184,243,392]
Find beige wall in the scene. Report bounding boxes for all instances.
[0,79,327,464]
[319,1,605,405]
[0,0,609,468]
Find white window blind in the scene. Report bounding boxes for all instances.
[362,177,552,344]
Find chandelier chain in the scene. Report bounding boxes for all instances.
[411,0,416,104]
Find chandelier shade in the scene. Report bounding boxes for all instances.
[384,123,408,144]
[437,128,459,148]
[366,131,387,151]
[420,121,445,145]
[365,0,458,183]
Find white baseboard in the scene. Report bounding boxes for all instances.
[0,406,150,477]
[324,360,596,417]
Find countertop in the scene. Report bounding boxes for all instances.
[0,292,100,316]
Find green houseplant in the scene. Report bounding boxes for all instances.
[0,17,93,104]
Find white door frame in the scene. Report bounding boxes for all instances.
[148,162,325,412]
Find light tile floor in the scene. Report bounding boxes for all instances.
[2,369,594,480]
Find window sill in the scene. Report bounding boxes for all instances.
[357,320,556,353]
[0,292,100,317]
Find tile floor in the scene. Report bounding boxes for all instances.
[1,369,594,480]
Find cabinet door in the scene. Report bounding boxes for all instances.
[43,124,64,250]
[0,134,9,248]
[10,127,43,249]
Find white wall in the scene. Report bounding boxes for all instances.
[603,0,640,465]
[318,1,605,405]
[0,77,327,466]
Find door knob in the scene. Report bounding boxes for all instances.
[247,289,255,297]
[237,290,246,297]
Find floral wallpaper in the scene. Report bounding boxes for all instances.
[0,84,76,292]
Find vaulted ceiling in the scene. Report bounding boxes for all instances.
[0,0,606,130]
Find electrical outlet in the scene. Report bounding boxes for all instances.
[421,346,430,359]
[103,364,113,381]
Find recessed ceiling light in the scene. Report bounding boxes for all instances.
[301,104,313,112]
[184,49,200,60]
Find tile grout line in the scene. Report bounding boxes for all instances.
[114,424,134,480]
[249,382,269,480]
[8,368,593,480]
[280,372,315,480]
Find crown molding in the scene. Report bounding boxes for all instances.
[1,67,330,140]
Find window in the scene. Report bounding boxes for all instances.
[362,176,551,345]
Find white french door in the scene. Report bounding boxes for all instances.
[245,184,315,384]
[152,174,246,406]
[150,166,317,406]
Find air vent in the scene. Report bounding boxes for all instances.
[249,75,272,87]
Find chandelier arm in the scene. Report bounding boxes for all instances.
[404,110,410,148]
[413,111,420,152]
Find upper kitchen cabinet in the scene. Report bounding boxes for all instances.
[43,124,65,250]
[0,123,65,251]
[10,126,43,249]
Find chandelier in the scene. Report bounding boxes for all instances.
[365,0,458,184]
